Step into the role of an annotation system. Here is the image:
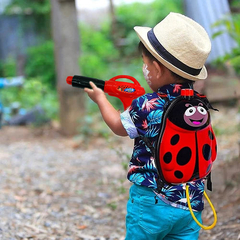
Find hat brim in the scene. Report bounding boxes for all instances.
[134,26,208,81]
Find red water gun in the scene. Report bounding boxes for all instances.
[66,75,145,110]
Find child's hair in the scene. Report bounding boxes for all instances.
[138,42,194,84]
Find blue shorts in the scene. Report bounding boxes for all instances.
[125,184,202,240]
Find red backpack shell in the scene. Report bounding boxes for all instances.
[154,89,217,188]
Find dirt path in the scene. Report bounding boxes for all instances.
[0,105,239,240]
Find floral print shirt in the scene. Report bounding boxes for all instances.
[121,83,205,211]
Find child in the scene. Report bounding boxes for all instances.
[84,12,211,240]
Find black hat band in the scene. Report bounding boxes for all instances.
[147,29,202,76]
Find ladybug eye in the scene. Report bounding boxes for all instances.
[185,107,196,116]
[197,106,207,115]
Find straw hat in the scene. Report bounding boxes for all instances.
[134,12,211,81]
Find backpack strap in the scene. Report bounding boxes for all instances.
[139,136,155,157]
[139,137,170,193]
[206,172,212,191]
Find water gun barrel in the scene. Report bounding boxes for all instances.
[66,75,105,90]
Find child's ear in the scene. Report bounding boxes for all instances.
[153,60,163,79]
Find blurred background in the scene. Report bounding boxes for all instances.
[0,0,239,135]
[0,0,239,239]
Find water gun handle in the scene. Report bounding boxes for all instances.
[66,75,145,110]
[104,75,145,110]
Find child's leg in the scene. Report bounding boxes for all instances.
[125,184,171,240]
[163,209,202,240]
[125,184,202,240]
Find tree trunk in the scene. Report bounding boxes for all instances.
[51,0,84,136]
[109,0,118,48]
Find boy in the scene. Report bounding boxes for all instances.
[85,12,211,240]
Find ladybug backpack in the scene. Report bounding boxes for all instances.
[142,88,218,230]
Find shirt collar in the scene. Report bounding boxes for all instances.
[157,83,193,97]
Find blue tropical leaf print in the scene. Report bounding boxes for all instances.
[195,181,205,193]
[166,90,175,101]
[176,190,186,200]
[148,177,158,189]
[130,109,139,121]
[145,126,159,138]
[191,200,201,208]
[147,110,163,125]
[136,97,144,111]
[144,172,151,177]
[129,173,145,185]
[189,190,198,201]
[143,161,156,171]
[163,187,178,198]
[190,192,201,208]
[132,145,142,159]
[156,98,165,108]
[188,181,205,193]
[139,139,152,153]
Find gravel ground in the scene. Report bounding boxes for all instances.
[0,104,239,240]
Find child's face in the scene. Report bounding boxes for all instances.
[142,53,160,92]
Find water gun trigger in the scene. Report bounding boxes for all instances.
[108,75,141,86]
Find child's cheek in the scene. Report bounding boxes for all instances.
[142,64,153,88]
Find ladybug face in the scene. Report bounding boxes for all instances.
[168,99,210,131]
[184,103,208,128]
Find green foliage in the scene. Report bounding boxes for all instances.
[212,12,240,75]
[5,0,50,15]
[115,0,184,56]
[79,24,119,78]
[117,0,183,34]
[25,41,56,88]
[5,0,51,38]
[231,0,240,8]
[151,0,183,17]
[0,54,58,119]
[0,57,17,77]
[1,0,55,122]
[0,78,58,120]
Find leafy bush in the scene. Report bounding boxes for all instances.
[25,41,56,87]
[212,4,240,75]
[79,24,119,78]
[0,57,17,77]
[0,78,58,120]
[5,0,51,39]
[116,0,184,57]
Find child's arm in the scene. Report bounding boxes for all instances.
[84,82,128,137]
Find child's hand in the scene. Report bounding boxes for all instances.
[84,81,106,104]
[84,81,127,136]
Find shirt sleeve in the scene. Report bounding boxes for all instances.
[120,109,139,139]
